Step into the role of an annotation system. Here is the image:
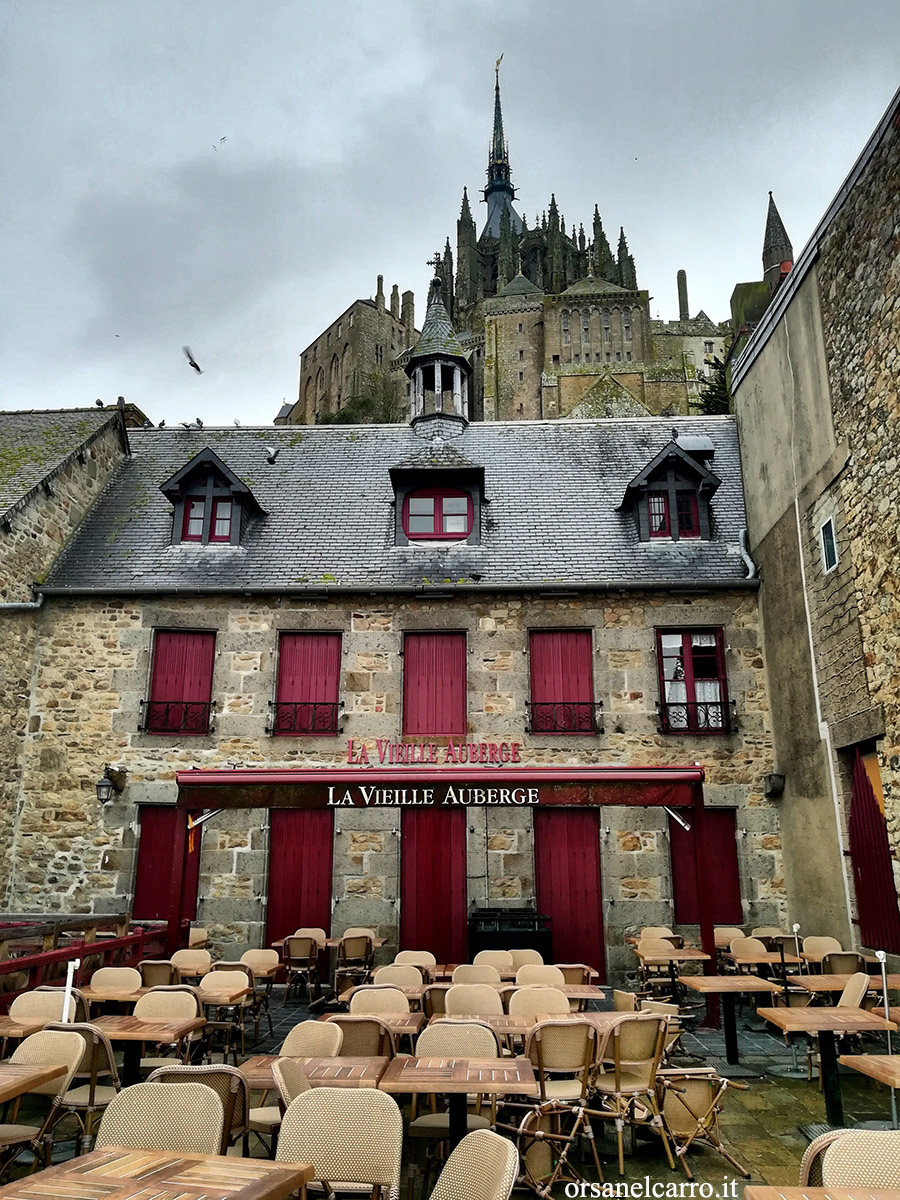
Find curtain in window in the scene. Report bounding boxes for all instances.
[691,632,722,727]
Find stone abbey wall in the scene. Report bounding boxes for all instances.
[7,588,780,973]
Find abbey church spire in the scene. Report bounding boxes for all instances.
[763,191,793,295]
[481,57,523,240]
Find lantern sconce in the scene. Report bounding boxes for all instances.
[95,765,128,804]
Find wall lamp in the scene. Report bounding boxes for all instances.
[95,765,128,804]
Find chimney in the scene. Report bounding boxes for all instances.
[401,290,415,344]
[375,274,385,312]
[390,284,399,320]
[677,270,690,321]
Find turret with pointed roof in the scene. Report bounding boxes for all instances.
[405,277,472,421]
[762,191,793,294]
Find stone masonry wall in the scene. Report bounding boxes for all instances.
[0,419,126,901]
[8,588,780,966]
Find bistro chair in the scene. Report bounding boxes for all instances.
[750,926,785,938]
[276,1087,404,1199]
[635,938,676,993]
[656,1067,751,1180]
[147,1062,250,1154]
[640,927,684,949]
[294,926,328,945]
[516,965,565,987]
[803,935,844,968]
[422,985,448,1019]
[8,988,78,1029]
[613,990,637,1012]
[89,966,142,992]
[198,970,249,1062]
[95,1081,224,1154]
[639,1000,684,1057]
[171,948,212,980]
[428,1128,518,1200]
[452,964,501,985]
[33,985,90,1022]
[526,1019,598,1106]
[334,934,375,995]
[281,1018,344,1057]
[272,1057,311,1107]
[805,971,873,1084]
[800,1129,858,1185]
[349,987,410,1015]
[241,948,281,1023]
[134,987,202,1071]
[509,949,544,970]
[45,1020,121,1146]
[0,1029,85,1174]
[822,1130,900,1186]
[212,961,269,1040]
[374,964,424,986]
[445,984,503,1017]
[558,964,591,1011]
[593,1013,676,1175]
[406,1022,499,1198]
[727,937,767,974]
[473,950,514,972]
[325,1014,395,1057]
[283,935,321,1004]
[188,927,209,948]
[822,951,869,976]
[138,960,181,988]
[508,986,569,1022]
[343,927,378,940]
[395,950,437,971]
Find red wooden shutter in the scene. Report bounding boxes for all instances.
[529,630,595,732]
[534,808,606,980]
[265,809,335,943]
[148,631,215,734]
[275,633,342,734]
[669,808,742,924]
[849,749,900,951]
[400,808,468,962]
[132,806,200,924]
[403,632,466,735]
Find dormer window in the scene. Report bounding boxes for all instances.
[620,437,721,543]
[648,488,700,539]
[160,447,265,548]
[403,487,473,541]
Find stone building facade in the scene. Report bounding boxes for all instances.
[731,83,900,952]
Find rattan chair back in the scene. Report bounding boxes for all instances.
[822,1130,900,1186]
[10,990,77,1022]
[823,951,867,975]
[714,927,745,942]
[349,987,409,1015]
[11,1030,85,1096]
[146,1062,248,1151]
[429,1128,519,1200]
[281,1020,344,1057]
[45,1020,121,1088]
[285,936,318,967]
[800,1129,853,1185]
[90,966,141,992]
[613,989,637,1012]
[803,935,843,958]
[837,972,870,1008]
[602,1013,668,1089]
[395,950,436,967]
[636,937,675,956]
[187,928,208,947]
[516,964,566,987]
[134,989,198,1020]
[445,984,504,1016]
[641,926,674,939]
[342,927,377,939]
[423,984,448,1018]
[509,949,544,970]
[293,926,327,946]
[272,1057,311,1106]
[373,964,423,986]
[96,1081,224,1154]
[729,937,767,957]
[138,960,181,988]
[276,1087,403,1192]
[750,926,784,938]
[324,1015,394,1057]
[171,948,211,975]
[417,1020,500,1057]
[527,1019,596,1076]
[339,935,374,961]
[452,964,501,984]
[199,969,248,997]
[241,949,280,972]
[472,950,514,971]
[558,965,590,986]
[508,986,569,1020]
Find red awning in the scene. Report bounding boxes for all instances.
[175,764,703,810]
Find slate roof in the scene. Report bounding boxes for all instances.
[42,415,753,595]
[407,280,470,369]
[499,273,542,297]
[0,408,119,517]
[563,275,627,296]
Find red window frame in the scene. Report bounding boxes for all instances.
[402,487,473,541]
[210,499,233,542]
[675,490,700,538]
[181,497,205,542]
[648,488,701,539]
[656,628,730,735]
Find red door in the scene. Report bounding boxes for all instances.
[132,806,201,953]
[534,808,605,980]
[400,808,468,962]
[849,750,900,952]
[669,808,742,924]
[265,810,334,943]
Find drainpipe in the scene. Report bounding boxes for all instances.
[0,593,44,612]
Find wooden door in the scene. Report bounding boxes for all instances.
[400,808,468,962]
[534,808,605,980]
[669,807,742,924]
[265,809,334,943]
[132,806,201,953]
[849,749,900,951]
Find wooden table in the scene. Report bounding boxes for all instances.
[323,1011,424,1036]
[0,1016,53,1043]
[432,963,601,982]
[678,975,783,1065]
[636,946,711,991]
[197,985,252,1005]
[745,1190,900,1200]
[724,950,802,984]
[0,1145,313,1200]
[839,1052,900,1088]
[91,1015,206,1085]
[499,984,605,1002]
[428,1011,624,1041]
[379,1055,538,1149]
[757,1005,897,1126]
[789,974,900,996]
[79,985,149,1006]
[0,1061,66,1104]
[239,1055,390,1091]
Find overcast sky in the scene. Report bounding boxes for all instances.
[2,1,898,428]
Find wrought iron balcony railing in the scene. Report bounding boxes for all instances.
[526,700,604,735]
[266,700,344,736]
[656,698,736,735]
[140,698,216,736]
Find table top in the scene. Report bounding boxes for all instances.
[0,1061,66,1103]
[196,984,253,1004]
[324,1012,426,1035]
[427,1011,624,1036]
[678,974,784,994]
[80,985,149,1004]
[789,974,900,993]
[90,1014,207,1042]
[744,1191,900,1200]
[0,1145,313,1200]
[432,963,600,981]
[0,1015,53,1039]
[239,1054,391,1091]
[838,1053,900,1088]
[636,947,711,963]
[379,1055,538,1096]
[757,1006,897,1034]
[800,950,879,964]
[724,951,802,965]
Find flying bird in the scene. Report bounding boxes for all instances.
[182,346,203,374]
[220,136,227,143]
[265,446,281,464]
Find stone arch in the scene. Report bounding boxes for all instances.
[341,344,352,405]
[330,354,341,410]
[316,366,326,416]
[304,376,314,423]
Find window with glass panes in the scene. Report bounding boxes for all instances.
[403,488,473,540]
[210,499,233,542]
[182,498,205,541]
[656,629,729,733]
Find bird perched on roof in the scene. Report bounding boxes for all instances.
[233,419,241,427]
[158,420,166,428]
[95,399,104,407]
[195,417,203,428]
[180,421,194,429]
[265,446,280,464]
[182,346,203,374]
